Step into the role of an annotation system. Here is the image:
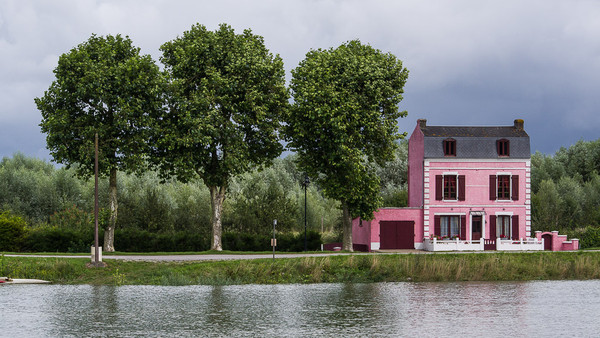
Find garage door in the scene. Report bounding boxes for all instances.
[380,221,415,249]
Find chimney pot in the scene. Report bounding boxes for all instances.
[514,119,524,130]
[418,119,427,128]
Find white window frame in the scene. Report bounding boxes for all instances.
[495,212,513,239]
[495,172,513,201]
[442,172,459,202]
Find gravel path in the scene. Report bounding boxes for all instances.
[5,252,386,262]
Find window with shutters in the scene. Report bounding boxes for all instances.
[443,139,456,156]
[436,174,465,201]
[434,215,467,240]
[497,175,510,200]
[443,175,457,200]
[440,216,459,238]
[496,215,511,239]
[490,174,519,201]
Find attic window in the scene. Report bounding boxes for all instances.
[443,139,456,156]
[497,139,510,156]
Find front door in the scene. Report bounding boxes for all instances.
[472,216,482,240]
[380,221,414,249]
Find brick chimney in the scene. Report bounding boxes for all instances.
[514,119,524,130]
[418,119,427,129]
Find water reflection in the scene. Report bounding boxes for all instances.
[1,281,599,337]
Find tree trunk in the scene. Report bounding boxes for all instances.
[341,201,353,252]
[210,185,226,251]
[104,168,118,252]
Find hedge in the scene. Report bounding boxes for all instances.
[0,211,27,251]
[9,226,322,253]
[223,231,321,252]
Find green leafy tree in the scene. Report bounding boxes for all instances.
[155,24,288,250]
[531,179,561,231]
[35,34,164,251]
[286,40,409,251]
[226,166,299,234]
[582,172,600,227]
[376,141,409,207]
[531,151,566,193]
[555,139,600,182]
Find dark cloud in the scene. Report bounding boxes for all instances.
[1,0,599,162]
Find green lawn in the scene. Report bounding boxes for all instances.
[2,251,599,286]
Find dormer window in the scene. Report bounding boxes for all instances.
[497,139,510,156]
[443,139,456,156]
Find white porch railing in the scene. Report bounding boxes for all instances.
[496,238,544,251]
[423,237,544,251]
[423,238,484,251]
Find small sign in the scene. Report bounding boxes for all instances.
[271,238,277,247]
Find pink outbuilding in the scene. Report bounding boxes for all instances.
[352,119,578,252]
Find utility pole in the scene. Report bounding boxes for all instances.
[93,133,100,266]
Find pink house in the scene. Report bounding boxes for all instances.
[353,119,578,251]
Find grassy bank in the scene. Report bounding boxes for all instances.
[2,252,600,285]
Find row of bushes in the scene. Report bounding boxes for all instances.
[222,231,322,252]
[1,211,323,252]
[566,226,600,249]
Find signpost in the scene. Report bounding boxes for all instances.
[272,219,277,261]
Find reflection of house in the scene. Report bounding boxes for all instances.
[353,119,578,251]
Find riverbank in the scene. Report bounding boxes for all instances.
[2,251,599,285]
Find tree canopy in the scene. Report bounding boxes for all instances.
[531,139,600,233]
[286,40,409,250]
[35,34,164,251]
[36,34,164,176]
[154,23,289,250]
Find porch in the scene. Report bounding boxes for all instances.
[423,237,544,252]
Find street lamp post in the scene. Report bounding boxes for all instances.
[303,174,309,252]
[94,133,99,265]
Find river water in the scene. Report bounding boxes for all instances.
[1,280,599,337]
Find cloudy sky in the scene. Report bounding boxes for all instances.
[1,0,599,161]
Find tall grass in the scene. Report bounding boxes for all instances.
[2,252,600,286]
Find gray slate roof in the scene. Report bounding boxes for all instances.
[421,126,528,138]
[420,121,531,159]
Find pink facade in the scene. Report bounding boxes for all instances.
[424,160,530,241]
[353,119,578,251]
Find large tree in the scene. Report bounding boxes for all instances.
[286,40,409,251]
[154,24,288,250]
[35,34,164,251]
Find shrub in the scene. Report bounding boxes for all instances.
[113,229,210,252]
[21,226,93,253]
[49,205,93,233]
[568,226,600,249]
[222,231,321,252]
[0,211,27,251]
